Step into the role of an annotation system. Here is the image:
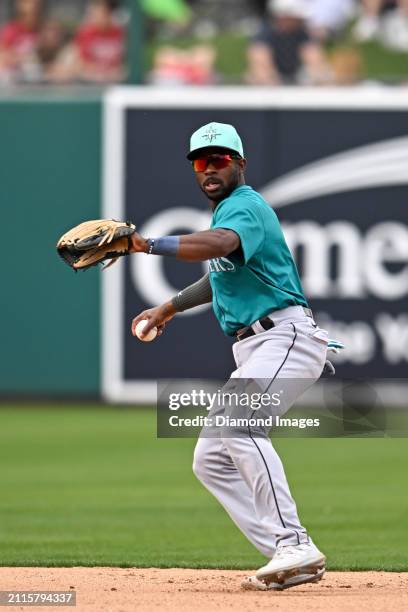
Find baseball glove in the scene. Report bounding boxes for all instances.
[57,219,136,270]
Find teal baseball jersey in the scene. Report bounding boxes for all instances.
[209,185,308,336]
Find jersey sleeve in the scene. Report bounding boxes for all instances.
[212,198,265,265]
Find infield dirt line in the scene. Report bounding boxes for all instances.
[0,568,406,611]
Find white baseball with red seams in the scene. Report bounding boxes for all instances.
[135,319,157,342]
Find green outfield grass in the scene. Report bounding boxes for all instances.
[0,406,406,570]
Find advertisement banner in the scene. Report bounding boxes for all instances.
[103,88,408,402]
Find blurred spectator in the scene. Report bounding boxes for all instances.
[352,0,408,50]
[307,0,356,42]
[0,0,44,83]
[36,19,76,83]
[246,0,332,85]
[73,0,126,83]
[353,0,396,41]
[149,44,216,85]
[381,0,408,50]
[329,46,363,84]
[252,0,270,16]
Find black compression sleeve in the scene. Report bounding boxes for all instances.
[171,273,213,312]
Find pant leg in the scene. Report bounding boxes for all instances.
[193,436,276,558]
[221,318,327,547]
[193,318,326,554]
[219,434,308,546]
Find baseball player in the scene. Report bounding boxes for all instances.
[130,122,328,590]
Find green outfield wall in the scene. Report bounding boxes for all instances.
[0,93,102,395]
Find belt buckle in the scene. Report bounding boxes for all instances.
[259,316,275,331]
[237,317,274,341]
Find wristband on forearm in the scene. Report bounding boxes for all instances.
[172,273,213,312]
[147,236,179,256]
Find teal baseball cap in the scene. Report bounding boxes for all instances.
[187,122,244,160]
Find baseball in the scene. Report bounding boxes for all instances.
[135,319,158,342]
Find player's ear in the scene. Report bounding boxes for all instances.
[238,158,247,173]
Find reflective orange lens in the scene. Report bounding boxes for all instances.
[192,154,234,172]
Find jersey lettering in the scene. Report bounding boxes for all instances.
[209,257,235,273]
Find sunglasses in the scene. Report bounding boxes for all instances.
[191,153,240,173]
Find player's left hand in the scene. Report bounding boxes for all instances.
[57,219,137,270]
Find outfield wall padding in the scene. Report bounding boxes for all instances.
[0,94,102,394]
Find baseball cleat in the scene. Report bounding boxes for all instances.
[241,568,325,591]
[256,542,326,585]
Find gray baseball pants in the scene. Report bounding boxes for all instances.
[193,306,328,559]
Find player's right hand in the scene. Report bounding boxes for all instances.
[131,302,177,338]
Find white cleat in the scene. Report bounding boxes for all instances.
[256,542,326,585]
[242,568,325,591]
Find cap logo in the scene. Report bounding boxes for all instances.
[202,125,222,144]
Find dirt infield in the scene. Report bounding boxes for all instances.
[0,568,406,612]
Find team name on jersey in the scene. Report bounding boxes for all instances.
[209,257,235,273]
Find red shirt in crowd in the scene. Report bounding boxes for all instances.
[0,21,38,63]
[75,23,125,71]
